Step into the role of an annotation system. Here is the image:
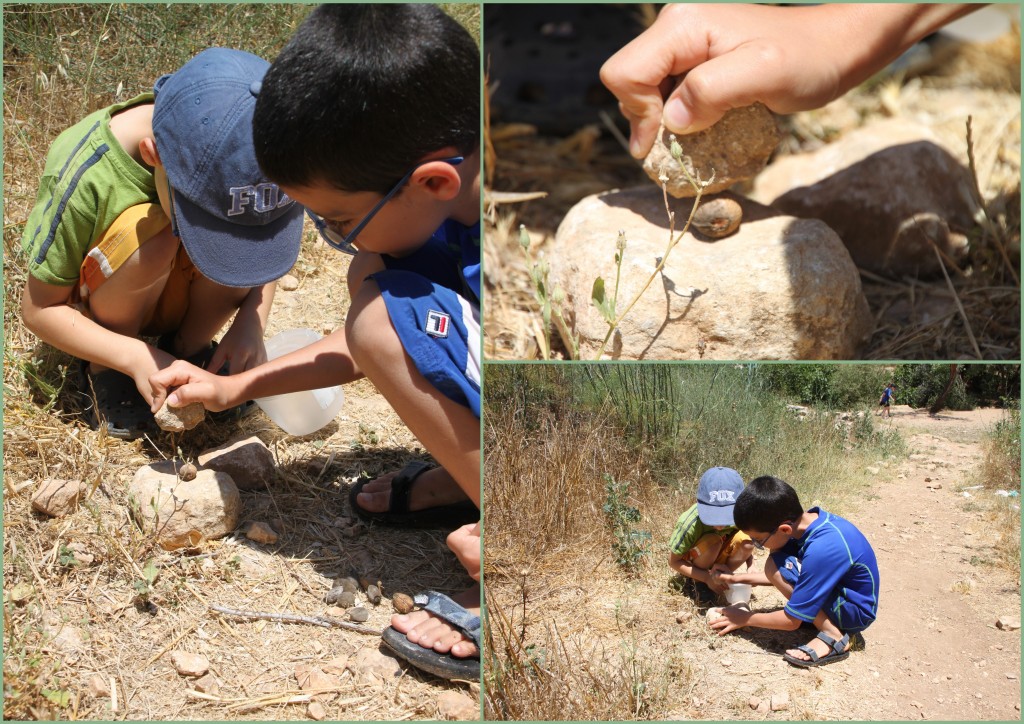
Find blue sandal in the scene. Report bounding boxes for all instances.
[380,590,480,680]
[783,631,851,668]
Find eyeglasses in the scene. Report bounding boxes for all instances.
[751,522,789,550]
[306,156,464,255]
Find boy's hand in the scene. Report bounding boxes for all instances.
[709,606,751,635]
[210,316,268,375]
[149,360,241,413]
[709,566,732,590]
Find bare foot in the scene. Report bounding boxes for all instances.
[356,465,470,514]
[391,585,480,658]
[785,632,849,662]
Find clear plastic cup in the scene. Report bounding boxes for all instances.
[725,583,752,606]
[254,328,344,436]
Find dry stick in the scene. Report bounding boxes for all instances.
[966,116,1019,286]
[932,244,982,359]
[209,604,381,635]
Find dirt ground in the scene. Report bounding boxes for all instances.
[2,243,479,721]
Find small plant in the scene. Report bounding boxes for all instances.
[518,225,578,359]
[132,559,159,600]
[57,545,78,569]
[602,473,652,573]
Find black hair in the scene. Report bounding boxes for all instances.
[253,4,480,194]
[733,476,805,532]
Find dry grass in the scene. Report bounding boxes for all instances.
[484,25,1021,361]
[3,5,478,720]
[977,408,1022,575]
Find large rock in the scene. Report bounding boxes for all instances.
[643,104,779,197]
[129,461,240,550]
[197,435,275,491]
[752,119,979,277]
[552,187,871,359]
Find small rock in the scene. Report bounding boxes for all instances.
[748,696,761,710]
[294,665,340,701]
[193,673,219,695]
[324,606,347,618]
[335,576,359,593]
[1007,673,1018,680]
[350,647,402,680]
[246,522,279,545]
[279,274,300,291]
[866,466,881,475]
[170,650,209,677]
[770,692,790,711]
[197,435,276,492]
[721,658,733,667]
[393,593,415,614]
[691,196,743,239]
[32,478,87,517]
[366,584,382,605]
[643,104,778,197]
[87,674,110,698]
[996,616,1021,631]
[348,607,370,623]
[155,399,205,432]
[307,701,326,721]
[323,655,349,676]
[756,700,770,713]
[675,610,692,624]
[706,607,724,622]
[178,462,198,481]
[436,690,478,720]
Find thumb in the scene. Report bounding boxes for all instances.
[663,45,774,135]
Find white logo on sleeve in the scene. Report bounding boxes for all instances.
[425,310,451,338]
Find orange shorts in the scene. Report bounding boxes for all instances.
[686,530,752,565]
[72,203,198,335]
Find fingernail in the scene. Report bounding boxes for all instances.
[629,136,643,159]
[167,394,179,406]
[664,98,693,134]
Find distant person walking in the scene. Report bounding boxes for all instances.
[877,383,896,418]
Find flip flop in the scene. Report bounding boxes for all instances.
[157,334,256,421]
[783,631,851,668]
[77,361,157,440]
[380,590,480,681]
[348,460,478,529]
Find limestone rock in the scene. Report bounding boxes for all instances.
[752,119,978,277]
[279,274,300,291]
[771,691,790,711]
[996,616,1020,631]
[351,647,402,680]
[644,104,779,197]
[154,400,205,432]
[197,435,276,491]
[307,701,326,720]
[129,461,241,550]
[170,651,209,677]
[246,521,279,545]
[194,673,219,695]
[437,690,479,720]
[86,674,110,698]
[294,665,341,701]
[31,478,86,517]
[553,187,871,359]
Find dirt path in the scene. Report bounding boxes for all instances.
[689,407,1021,720]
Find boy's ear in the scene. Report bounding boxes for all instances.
[138,137,162,168]
[409,158,462,201]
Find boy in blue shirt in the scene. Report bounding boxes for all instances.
[149,5,480,680]
[709,476,880,668]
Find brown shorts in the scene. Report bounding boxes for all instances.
[686,530,752,565]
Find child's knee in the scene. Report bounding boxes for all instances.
[688,533,725,568]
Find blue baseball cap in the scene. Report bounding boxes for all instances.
[152,48,302,288]
[696,467,745,527]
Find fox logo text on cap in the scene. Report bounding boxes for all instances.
[696,467,745,527]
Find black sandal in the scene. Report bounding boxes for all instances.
[348,460,478,529]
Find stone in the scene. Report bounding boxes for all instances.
[756,699,770,713]
[748,696,761,711]
[553,187,871,359]
[335,576,359,593]
[307,701,326,720]
[177,462,198,481]
[170,651,209,677]
[194,673,219,695]
[365,584,382,605]
[197,435,276,491]
[643,104,778,197]
[393,593,415,614]
[129,462,241,550]
[691,196,743,239]
[279,274,300,291]
[154,399,205,432]
[294,665,340,701]
[325,587,356,608]
[324,606,347,618]
[706,607,724,622]
[348,607,370,623]
[351,647,402,680]
[87,674,110,698]
[246,522,279,545]
[436,690,479,720]
[31,478,86,517]
[770,691,790,712]
[996,616,1020,631]
[867,467,881,475]
[752,119,978,277]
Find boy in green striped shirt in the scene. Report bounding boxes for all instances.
[669,467,753,600]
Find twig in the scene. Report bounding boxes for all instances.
[210,604,381,635]
[932,244,982,359]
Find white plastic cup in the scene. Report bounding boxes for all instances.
[724,583,752,606]
[254,328,345,436]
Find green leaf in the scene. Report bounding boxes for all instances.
[42,688,71,708]
[141,559,159,585]
[591,278,616,323]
